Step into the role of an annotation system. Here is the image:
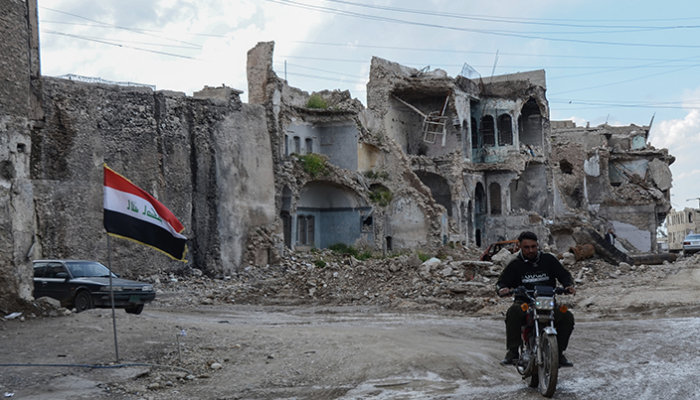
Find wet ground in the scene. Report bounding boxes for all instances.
[2,305,700,399]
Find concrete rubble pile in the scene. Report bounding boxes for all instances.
[147,248,686,315]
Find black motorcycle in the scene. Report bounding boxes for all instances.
[506,286,569,398]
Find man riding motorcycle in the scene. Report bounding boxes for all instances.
[496,231,576,367]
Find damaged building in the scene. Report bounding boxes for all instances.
[549,121,674,253]
[666,207,700,252]
[1,0,675,307]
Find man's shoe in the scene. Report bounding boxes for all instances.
[500,350,519,365]
[559,353,573,367]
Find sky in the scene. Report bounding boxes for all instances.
[36,0,700,217]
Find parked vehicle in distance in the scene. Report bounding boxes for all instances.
[33,260,155,314]
[683,234,700,255]
[480,240,521,262]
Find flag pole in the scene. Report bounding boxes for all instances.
[108,235,120,362]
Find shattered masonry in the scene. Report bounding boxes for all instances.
[1,0,674,307]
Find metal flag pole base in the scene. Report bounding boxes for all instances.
[108,235,120,362]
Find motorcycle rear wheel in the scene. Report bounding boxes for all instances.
[538,334,559,397]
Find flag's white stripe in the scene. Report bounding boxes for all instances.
[104,186,186,240]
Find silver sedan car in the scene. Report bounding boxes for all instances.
[683,234,700,255]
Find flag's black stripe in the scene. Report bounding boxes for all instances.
[104,210,186,260]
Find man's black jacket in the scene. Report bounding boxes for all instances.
[496,251,573,297]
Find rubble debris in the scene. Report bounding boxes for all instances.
[630,253,677,266]
[573,228,634,266]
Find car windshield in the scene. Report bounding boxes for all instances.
[65,261,115,278]
[686,235,700,241]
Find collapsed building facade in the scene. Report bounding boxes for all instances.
[1,0,674,307]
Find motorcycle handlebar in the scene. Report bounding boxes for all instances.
[497,286,573,298]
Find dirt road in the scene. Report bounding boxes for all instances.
[3,256,700,399]
[2,303,700,399]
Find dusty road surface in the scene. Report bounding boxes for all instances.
[2,305,700,400]
[3,254,700,399]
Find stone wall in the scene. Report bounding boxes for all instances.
[0,0,42,305]
[32,78,275,278]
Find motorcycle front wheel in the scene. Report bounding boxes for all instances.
[538,334,559,397]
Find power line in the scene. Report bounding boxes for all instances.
[42,30,201,60]
[39,6,201,49]
[549,54,700,80]
[284,71,366,85]
[319,0,700,30]
[264,0,700,49]
[39,20,226,38]
[550,63,700,95]
[550,100,700,110]
[279,54,700,72]
[42,31,203,50]
[287,40,691,63]
[38,18,700,65]
[275,62,367,79]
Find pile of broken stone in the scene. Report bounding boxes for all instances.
[7,246,694,322]
[145,245,691,315]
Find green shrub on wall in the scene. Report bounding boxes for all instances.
[295,153,327,177]
[369,185,392,207]
[306,94,328,109]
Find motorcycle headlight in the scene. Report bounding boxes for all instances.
[535,296,555,310]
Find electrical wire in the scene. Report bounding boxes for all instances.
[275,62,367,79]
[264,0,700,49]
[38,19,700,65]
[42,31,204,50]
[42,30,201,60]
[40,6,201,49]
[324,0,700,28]
[287,40,694,62]
[550,63,700,95]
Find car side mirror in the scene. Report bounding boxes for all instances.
[56,272,69,279]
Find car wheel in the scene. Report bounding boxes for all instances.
[74,290,93,313]
[125,304,144,315]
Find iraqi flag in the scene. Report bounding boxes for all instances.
[103,165,187,261]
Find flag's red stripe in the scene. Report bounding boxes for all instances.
[104,166,184,233]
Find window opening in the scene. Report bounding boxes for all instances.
[489,182,502,214]
[497,114,513,146]
[481,115,495,147]
[362,215,373,232]
[471,117,478,149]
[305,138,313,154]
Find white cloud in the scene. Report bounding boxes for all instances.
[38,0,328,97]
[651,109,700,149]
[648,87,700,210]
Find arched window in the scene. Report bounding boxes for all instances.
[498,114,513,146]
[475,183,486,215]
[481,115,495,147]
[489,182,501,214]
[518,98,543,146]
